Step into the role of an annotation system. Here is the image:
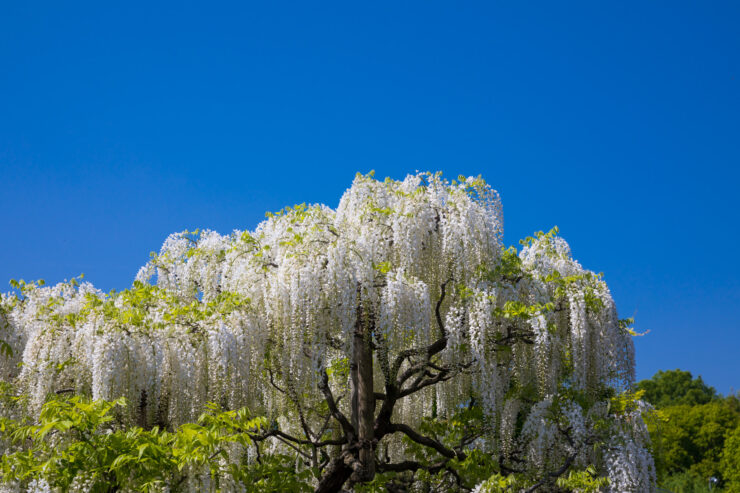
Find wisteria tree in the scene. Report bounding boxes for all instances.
[0,172,655,492]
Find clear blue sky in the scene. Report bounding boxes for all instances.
[1,1,738,392]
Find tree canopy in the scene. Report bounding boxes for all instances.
[636,370,740,492]
[0,172,654,492]
[637,369,717,409]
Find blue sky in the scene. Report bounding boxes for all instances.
[1,1,738,392]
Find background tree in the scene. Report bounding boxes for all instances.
[0,172,654,492]
[721,425,740,492]
[637,369,717,408]
[656,403,738,481]
[637,370,740,492]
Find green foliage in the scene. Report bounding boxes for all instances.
[239,453,313,492]
[660,471,719,493]
[653,402,738,482]
[542,269,606,314]
[50,281,252,336]
[486,246,526,282]
[721,425,740,492]
[399,404,498,491]
[0,397,271,492]
[325,356,350,380]
[473,466,608,493]
[473,473,522,492]
[637,369,718,408]
[556,466,611,492]
[0,339,12,358]
[372,261,392,275]
[492,300,555,320]
[637,371,740,491]
[519,225,560,248]
[609,389,647,416]
[617,317,649,337]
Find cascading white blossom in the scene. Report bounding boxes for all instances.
[0,172,654,491]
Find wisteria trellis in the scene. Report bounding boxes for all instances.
[0,172,654,491]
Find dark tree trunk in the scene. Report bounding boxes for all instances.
[347,294,376,483]
[317,294,378,493]
[315,456,353,493]
[352,311,375,483]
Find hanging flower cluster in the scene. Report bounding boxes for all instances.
[0,172,654,491]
